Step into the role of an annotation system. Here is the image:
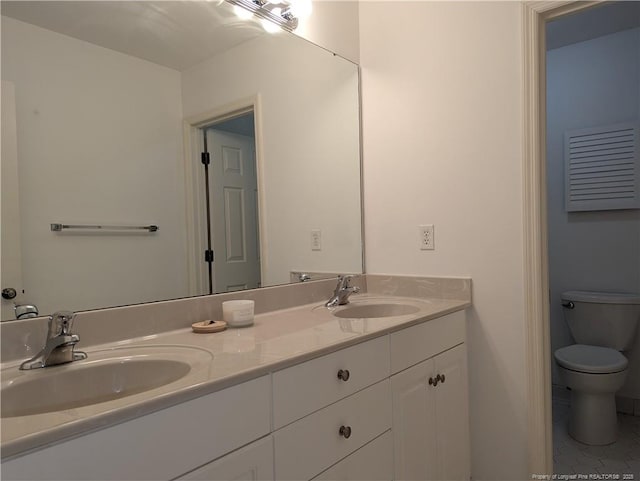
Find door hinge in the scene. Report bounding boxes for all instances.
[204,249,214,263]
[201,152,210,165]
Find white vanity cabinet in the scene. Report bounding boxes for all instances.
[2,308,470,481]
[390,311,470,481]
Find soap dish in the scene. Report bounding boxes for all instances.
[191,320,227,334]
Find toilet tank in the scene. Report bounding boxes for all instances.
[562,291,640,351]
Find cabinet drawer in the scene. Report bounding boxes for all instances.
[273,336,390,428]
[313,431,393,481]
[1,376,271,481]
[176,436,274,481]
[390,310,465,374]
[274,379,391,481]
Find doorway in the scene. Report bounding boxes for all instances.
[545,3,640,475]
[193,111,262,295]
[522,1,640,476]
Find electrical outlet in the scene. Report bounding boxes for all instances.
[311,229,322,251]
[419,225,435,250]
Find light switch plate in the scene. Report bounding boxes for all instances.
[311,229,322,251]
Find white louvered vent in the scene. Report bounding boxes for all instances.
[564,122,640,212]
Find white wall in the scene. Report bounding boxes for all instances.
[181,33,362,287]
[546,28,640,397]
[359,2,527,480]
[295,0,360,63]
[1,17,188,316]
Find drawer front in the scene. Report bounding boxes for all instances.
[1,376,271,481]
[274,379,391,481]
[313,431,393,481]
[176,436,274,481]
[390,310,465,374]
[273,336,390,429]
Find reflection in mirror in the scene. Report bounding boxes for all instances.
[0,1,362,321]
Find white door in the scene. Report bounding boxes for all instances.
[434,344,470,481]
[206,129,260,292]
[1,81,25,320]
[391,358,438,481]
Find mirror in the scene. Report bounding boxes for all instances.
[0,1,362,321]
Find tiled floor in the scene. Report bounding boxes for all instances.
[553,399,640,478]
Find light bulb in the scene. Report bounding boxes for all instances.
[233,5,253,20]
[289,0,312,19]
[261,18,281,33]
[261,8,282,33]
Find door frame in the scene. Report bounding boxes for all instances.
[522,0,604,474]
[183,95,267,296]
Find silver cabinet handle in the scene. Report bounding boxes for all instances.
[337,369,350,382]
[339,425,352,439]
[429,376,438,386]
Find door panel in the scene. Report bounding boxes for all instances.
[223,187,247,262]
[434,344,470,481]
[391,359,437,481]
[1,81,25,320]
[206,129,260,292]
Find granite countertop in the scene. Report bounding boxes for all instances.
[1,293,470,460]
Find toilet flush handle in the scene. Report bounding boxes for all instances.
[561,301,575,309]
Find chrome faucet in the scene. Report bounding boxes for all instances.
[326,275,360,308]
[19,311,87,370]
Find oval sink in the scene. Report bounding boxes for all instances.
[333,303,420,319]
[2,357,190,418]
[1,345,213,418]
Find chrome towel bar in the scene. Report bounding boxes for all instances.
[50,223,158,232]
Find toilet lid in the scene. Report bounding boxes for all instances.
[554,345,628,374]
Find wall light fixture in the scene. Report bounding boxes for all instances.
[227,0,312,32]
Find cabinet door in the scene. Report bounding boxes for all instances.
[391,358,437,481]
[434,344,470,481]
[177,436,273,481]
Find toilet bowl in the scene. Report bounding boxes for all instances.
[554,290,640,446]
[555,345,628,445]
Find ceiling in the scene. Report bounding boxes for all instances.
[547,1,640,51]
[1,1,267,71]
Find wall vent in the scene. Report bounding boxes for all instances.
[564,122,640,212]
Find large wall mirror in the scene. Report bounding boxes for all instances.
[0,1,363,321]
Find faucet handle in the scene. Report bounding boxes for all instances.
[49,311,75,337]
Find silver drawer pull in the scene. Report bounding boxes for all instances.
[339,425,352,439]
[337,369,350,382]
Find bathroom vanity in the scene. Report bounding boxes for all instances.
[0,276,471,481]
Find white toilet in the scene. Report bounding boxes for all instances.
[554,290,640,445]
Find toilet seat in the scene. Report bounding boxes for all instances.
[555,345,628,374]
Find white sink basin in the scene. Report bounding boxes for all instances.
[333,303,420,319]
[1,346,212,418]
